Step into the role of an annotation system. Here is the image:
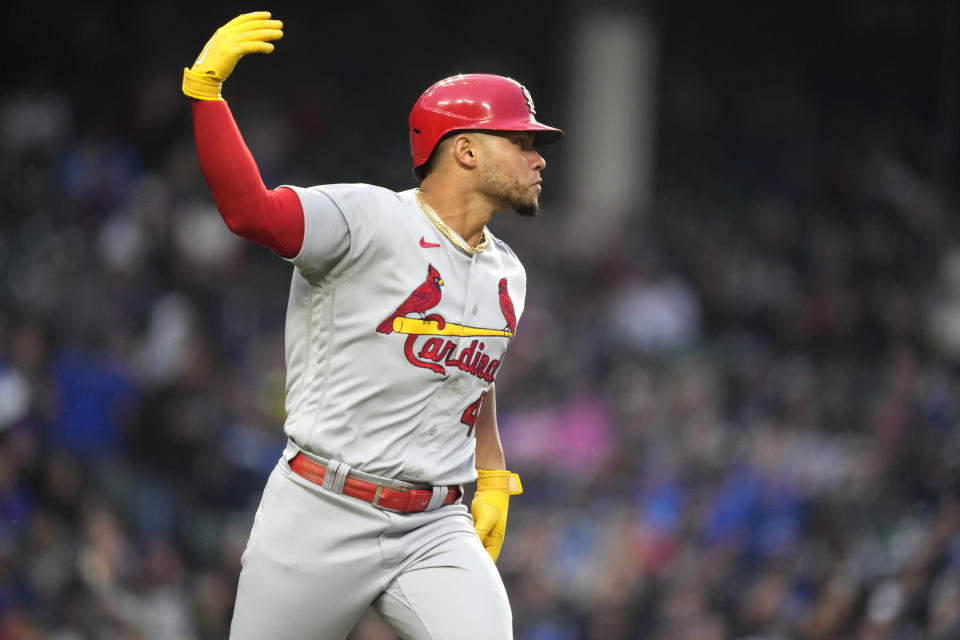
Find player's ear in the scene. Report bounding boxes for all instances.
[451,133,480,169]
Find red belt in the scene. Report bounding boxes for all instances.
[289,453,460,514]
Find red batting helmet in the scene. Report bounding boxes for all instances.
[409,73,564,170]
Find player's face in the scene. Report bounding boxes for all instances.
[476,132,546,217]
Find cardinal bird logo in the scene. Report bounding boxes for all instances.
[498,278,517,334]
[376,264,444,334]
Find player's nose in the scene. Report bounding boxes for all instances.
[531,151,546,171]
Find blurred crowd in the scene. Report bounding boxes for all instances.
[3,4,960,640]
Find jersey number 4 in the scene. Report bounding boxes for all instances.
[460,391,487,437]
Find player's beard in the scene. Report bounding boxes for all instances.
[478,165,541,217]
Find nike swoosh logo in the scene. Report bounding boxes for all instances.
[195,40,212,65]
[419,237,441,248]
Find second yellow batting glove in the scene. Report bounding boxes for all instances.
[182,11,284,101]
[471,469,522,563]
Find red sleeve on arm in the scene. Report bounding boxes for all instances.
[191,100,304,258]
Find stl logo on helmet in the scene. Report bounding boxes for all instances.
[376,265,516,381]
[521,85,536,115]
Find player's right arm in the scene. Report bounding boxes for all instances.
[183,12,304,259]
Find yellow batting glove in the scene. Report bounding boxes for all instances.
[182,11,284,101]
[471,469,523,563]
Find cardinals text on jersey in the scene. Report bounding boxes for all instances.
[377,266,517,381]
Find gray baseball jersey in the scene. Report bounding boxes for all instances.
[279,183,526,487]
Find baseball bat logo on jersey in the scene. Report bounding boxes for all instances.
[377,266,516,379]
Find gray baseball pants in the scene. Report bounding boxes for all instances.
[229,458,513,639]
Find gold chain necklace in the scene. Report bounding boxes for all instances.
[414,189,489,255]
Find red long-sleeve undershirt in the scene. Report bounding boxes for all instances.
[191,99,304,258]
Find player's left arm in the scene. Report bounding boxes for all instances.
[474,384,505,471]
[471,384,523,563]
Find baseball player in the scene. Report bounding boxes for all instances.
[182,12,562,639]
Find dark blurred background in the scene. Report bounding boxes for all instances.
[2,0,960,638]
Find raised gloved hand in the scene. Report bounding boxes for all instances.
[182,12,284,101]
[471,469,523,563]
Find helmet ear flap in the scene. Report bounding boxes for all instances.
[409,74,563,170]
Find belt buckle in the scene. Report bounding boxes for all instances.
[371,483,408,514]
